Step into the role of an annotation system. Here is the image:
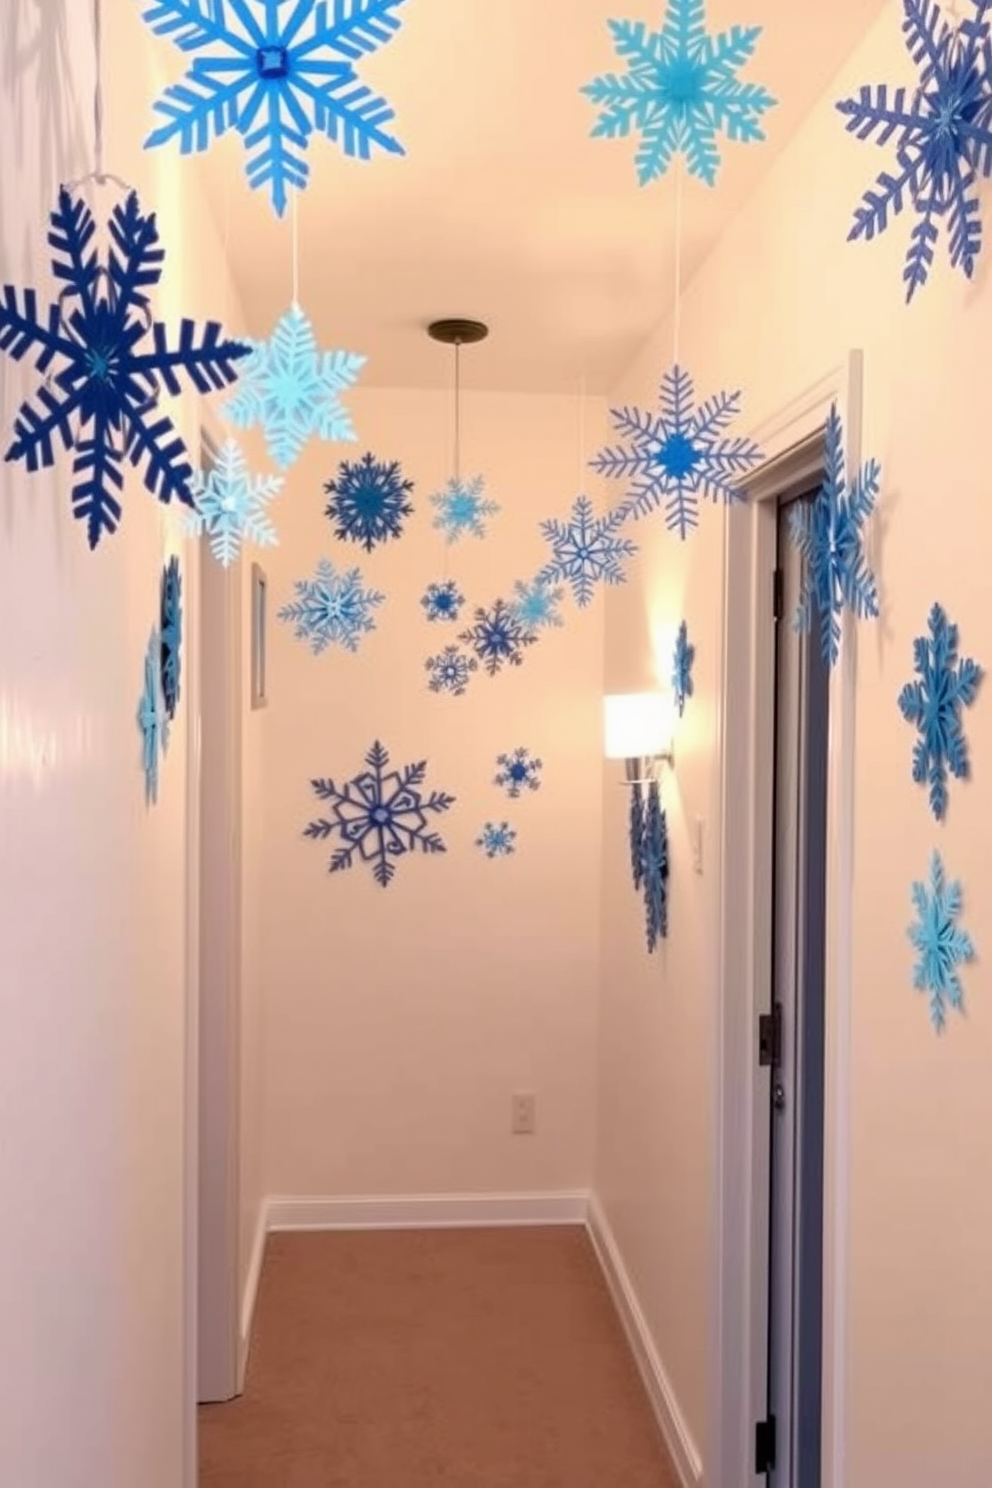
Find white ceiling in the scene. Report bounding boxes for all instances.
[184,0,890,394]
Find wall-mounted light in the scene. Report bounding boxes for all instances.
[603,690,674,783]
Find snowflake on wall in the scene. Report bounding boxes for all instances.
[160,556,183,720]
[425,644,477,697]
[138,627,169,805]
[223,303,364,470]
[476,821,517,858]
[420,579,464,623]
[305,741,454,888]
[141,0,409,218]
[897,602,983,820]
[538,494,638,607]
[459,598,538,677]
[581,0,776,187]
[507,577,565,632]
[185,436,281,565]
[629,781,646,890]
[591,365,762,540]
[325,451,413,550]
[642,781,669,952]
[788,403,880,667]
[430,474,499,543]
[908,849,976,1031]
[494,747,543,799]
[836,0,992,301]
[0,187,248,549]
[277,557,383,655]
[672,619,695,716]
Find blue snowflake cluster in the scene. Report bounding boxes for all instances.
[278,557,384,655]
[160,556,183,720]
[138,627,170,805]
[641,781,669,952]
[325,451,414,550]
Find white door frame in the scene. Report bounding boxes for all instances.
[709,351,864,1488]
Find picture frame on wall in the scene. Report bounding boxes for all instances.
[251,563,268,709]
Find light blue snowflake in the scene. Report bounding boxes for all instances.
[538,494,637,607]
[277,557,383,654]
[141,0,409,218]
[420,579,464,623]
[581,0,776,187]
[897,602,983,821]
[476,821,517,858]
[160,556,183,720]
[305,741,454,888]
[789,404,880,667]
[223,303,364,470]
[672,619,694,716]
[908,849,976,1031]
[459,598,538,676]
[185,436,281,566]
[507,577,565,632]
[425,644,477,697]
[494,747,543,799]
[591,365,762,540]
[642,780,669,952]
[325,451,414,551]
[430,474,499,543]
[138,628,169,805]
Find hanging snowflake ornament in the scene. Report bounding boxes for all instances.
[138,627,169,805]
[591,365,762,540]
[908,849,976,1031]
[672,619,694,716]
[538,495,637,607]
[476,822,517,859]
[141,0,409,218]
[160,555,183,720]
[420,579,464,623]
[277,556,384,655]
[836,0,992,302]
[304,741,454,888]
[581,0,776,187]
[223,303,364,469]
[789,404,880,667]
[430,474,499,543]
[425,644,477,698]
[494,747,543,799]
[897,602,983,820]
[459,598,538,677]
[0,187,248,549]
[325,451,414,550]
[507,577,565,632]
[629,781,646,890]
[642,781,669,952]
[185,435,281,565]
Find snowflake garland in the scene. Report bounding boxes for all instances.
[494,747,543,799]
[278,557,384,655]
[425,644,477,697]
[897,602,983,820]
[629,781,646,890]
[138,627,169,805]
[420,579,465,623]
[325,451,414,550]
[672,620,694,716]
[642,780,669,952]
[160,555,183,720]
[186,435,281,565]
[908,849,976,1031]
[538,495,638,607]
[507,577,565,632]
[430,474,499,542]
[459,598,538,676]
[476,822,517,858]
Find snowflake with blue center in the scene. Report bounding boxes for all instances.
[897,602,983,821]
[908,849,976,1031]
[642,781,669,952]
[837,0,992,302]
[430,474,499,543]
[141,0,409,218]
[788,404,880,667]
[476,822,517,859]
[324,450,414,551]
[459,598,538,677]
[581,0,776,187]
[425,644,477,697]
[507,577,565,632]
[0,187,248,549]
[278,557,383,655]
[160,556,182,720]
[223,303,364,470]
[185,436,281,566]
[304,741,454,888]
[494,747,543,799]
[591,366,763,540]
[537,495,637,608]
[420,579,464,623]
[672,619,694,717]
[138,627,170,806]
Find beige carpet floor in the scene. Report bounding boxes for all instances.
[199,1225,679,1487]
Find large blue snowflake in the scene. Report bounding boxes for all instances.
[836,0,992,302]
[160,556,183,720]
[186,435,281,565]
[420,579,464,623]
[476,821,517,859]
[789,404,880,667]
[277,556,383,654]
[430,474,499,542]
[507,577,565,632]
[0,187,248,549]
[459,598,538,676]
[897,602,983,820]
[425,644,477,697]
[138,627,170,805]
[494,747,543,799]
[538,495,637,607]
[223,303,364,469]
[591,365,762,540]
[642,780,669,952]
[325,450,413,550]
[672,619,694,716]
[141,0,409,218]
[304,741,454,888]
[908,849,976,1031]
[581,0,776,187]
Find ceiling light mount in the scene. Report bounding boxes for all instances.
[427,318,489,346]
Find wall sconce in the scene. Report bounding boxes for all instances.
[604,691,672,953]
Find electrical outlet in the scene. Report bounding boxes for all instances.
[511,1092,536,1135]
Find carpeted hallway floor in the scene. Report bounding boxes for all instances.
[199,1225,679,1487]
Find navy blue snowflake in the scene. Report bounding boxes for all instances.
[325,451,413,550]
[138,628,169,805]
[277,557,383,654]
[141,0,409,218]
[642,780,669,952]
[304,741,454,888]
[591,365,762,540]
[420,579,464,623]
[897,602,983,820]
[476,822,517,858]
[837,0,992,301]
[494,747,542,799]
[508,577,565,632]
[160,555,183,719]
[538,495,637,607]
[908,849,976,1030]
[789,404,880,667]
[0,187,248,548]
[459,598,538,677]
[629,781,646,890]
[425,644,477,697]
[672,619,694,716]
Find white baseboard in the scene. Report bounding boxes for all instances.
[586,1194,702,1488]
[238,1199,269,1389]
[267,1189,589,1232]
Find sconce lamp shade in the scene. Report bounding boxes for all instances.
[603,691,672,761]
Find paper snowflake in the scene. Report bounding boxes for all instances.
[325,450,413,550]
[908,849,976,1031]
[672,620,694,716]
[581,0,776,187]
[897,602,983,820]
[789,404,880,667]
[629,781,646,890]
[141,0,409,217]
[507,577,565,632]
[425,644,477,697]
[304,740,454,888]
[420,579,464,623]
[138,628,169,805]
[591,365,762,540]
[278,557,383,655]
[223,303,364,469]
[476,822,517,858]
[642,780,669,952]
[186,436,281,565]
[837,0,992,301]
[537,495,637,607]
[430,474,499,543]
[0,187,248,549]
[494,747,543,799]
[160,556,183,720]
[459,598,538,677]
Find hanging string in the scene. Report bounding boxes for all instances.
[577,373,586,494]
[672,157,683,367]
[93,0,105,181]
[291,191,300,309]
[453,340,461,483]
